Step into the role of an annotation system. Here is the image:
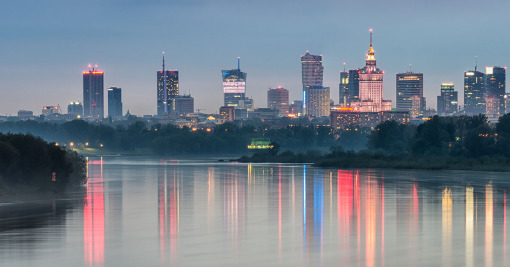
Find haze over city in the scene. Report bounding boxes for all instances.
[1,0,510,116]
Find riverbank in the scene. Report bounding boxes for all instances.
[0,133,87,196]
[238,151,510,172]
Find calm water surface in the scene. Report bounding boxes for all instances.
[0,156,509,266]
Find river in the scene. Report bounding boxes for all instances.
[0,156,508,266]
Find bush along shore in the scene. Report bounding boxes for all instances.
[239,114,510,172]
[0,133,86,198]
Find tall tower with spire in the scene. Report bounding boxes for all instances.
[222,57,248,108]
[350,29,392,112]
[157,52,179,116]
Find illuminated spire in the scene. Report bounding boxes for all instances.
[366,29,376,71]
[162,51,165,72]
[237,57,240,70]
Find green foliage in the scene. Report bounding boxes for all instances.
[0,133,86,193]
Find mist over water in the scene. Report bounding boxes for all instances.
[0,156,508,266]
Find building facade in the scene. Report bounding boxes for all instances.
[350,30,392,112]
[267,86,289,116]
[42,105,61,116]
[83,66,104,118]
[304,86,330,117]
[396,72,425,114]
[464,69,485,115]
[219,106,235,122]
[107,86,122,118]
[301,52,324,115]
[339,71,349,106]
[67,101,83,116]
[437,83,458,116]
[157,53,179,116]
[330,108,409,130]
[222,58,248,108]
[172,95,194,115]
[485,66,506,121]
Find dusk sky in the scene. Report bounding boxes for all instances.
[1,0,510,116]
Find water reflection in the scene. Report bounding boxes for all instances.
[466,186,474,266]
[84,157,105,266]
[157,160,180,265]
[2,158,510,266]
[485,183,493,267]
[442,187,452,266]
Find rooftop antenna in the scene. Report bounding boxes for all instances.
[343,62,346,72]
[162,51,167,114]
[162,51,165,71]
[237,57,240,69]
[369,28,373,48]
[409,64,412,72]
[475,56,478,72]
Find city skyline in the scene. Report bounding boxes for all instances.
[1,1,510,115]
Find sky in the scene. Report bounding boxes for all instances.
[1,0,510,116]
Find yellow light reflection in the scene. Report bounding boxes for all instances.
[442,188,452,266]
[485,184,493,267]
[466,187,474,267]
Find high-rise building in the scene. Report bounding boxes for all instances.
[410,95,424,119]
[222,58,248,108]
[107,86,122,118]
[301,52,324,115]
[437,83,458,116]
[68,101,83,116]
[157,52,179,116]
[505,93,510,114]
[464,68,485,115]
[267,86,289,116]
[83,65,104,118]
[485,66,506,121]
[347,69,360,104]
[172,95,194,115]
[301,52,323,89]
[350,30,392,112]
[396,72,425,114]
[304,86,330,117]
[339,71,349,106]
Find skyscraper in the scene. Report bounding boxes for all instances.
[301,52,324,115]
[350,30,392,112]
[222,58,247,108]
[107,86,122,118]
[396,72,424,114]
[304,86,330,117]
[301,52,324,89]
[485,66,506,121]
[339,71,349,106]
[157,52,179,116]
[464,68,485,115]
[83,65,104,118]
[267,86,289,116]
[347,69,360,104]
[437,83,458,116]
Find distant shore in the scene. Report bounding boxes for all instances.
[238,151,510,172]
